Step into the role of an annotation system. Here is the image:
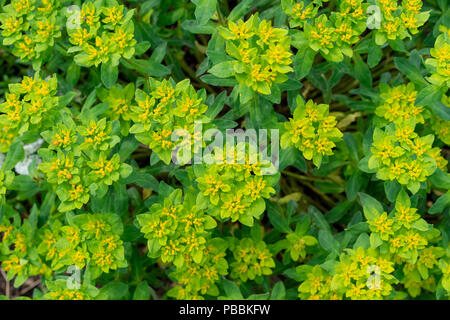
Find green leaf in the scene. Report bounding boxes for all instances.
[325,201,352,223]
[101,62,119,89]
[2,139,24,171]
[294,46,316,80]
[318,229,339,252]
[119,164,133,179]
[208,61,235,78]
[200,74,237,86]
[39,191,55,226]
[308,206,331,233]
[384,180,401,202]
[66,62,80,87]
[346,221,369,234]
[343,132,359,162]
[227,0,253,21]
[119,136,140,161]
[429,168,450,190]
[353,233,370,249]
[279,147,301,171]
[122,171,159,191]
[205,91,227,119]
[267,201,291,233]
[9,175,37,191]
[345,171,362,202]
[367,39,382,68]
[358,192,383,220]
[133,281,150,300]
[394,57,428,86]
[294,215,310,236]
[416,86,450,121]
[135,41,151,56]
[250,223,263,241]
[429,192,450,214]
[181,19,216,34]
[370,232,383,249]
[99,282,129,300]
[388,39,408,53]
[411,219,430,231]
[270,282,286,300]
[222,279,243,299]
[314,181,344,194]
[121,58,171,77]
[353,53,372,88]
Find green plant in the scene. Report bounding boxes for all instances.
[0,0,449,302]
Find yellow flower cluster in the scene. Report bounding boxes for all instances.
[426,26,450,87]
[299,247,397,300]
[376,0,429,44]
[281,97,343,167]
[332,247,396,300]
[375,83,428,125]
[37,213,126,276]
[0,0,62,66]
[167,239,229,300]
[229,238,275,282]
[368,122,440,193]
[43,279,97,300]
[298,265,341,300]
[0,74,59,151]
[215,15,293,97]
[68,0,136,67]
[0,216,52,287]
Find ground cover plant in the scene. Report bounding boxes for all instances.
[0,0,449,300]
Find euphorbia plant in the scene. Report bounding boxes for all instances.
[0,0,448,302]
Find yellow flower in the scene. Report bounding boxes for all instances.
[17,35,35,57]
[20,76,36,92]
[69,184,85,201]
[418,248,439,269]
[294,4,313,20]
[315,137,334,155]
[111,27,129,50]
[311,22,334,47]
[402,13,419,30]
[94,250,114,267]
[34,80,50,96]
[0,225,14,241]
[266,43,292,65]
[223,194,246,215]
[246,177,266,201]
[12,0,32,14]
[250,64,275,83]
[379,0,398,18]
[403,0,422,15]
[153,83,175,104]
[37,0,54,14]
[15,233,27,253]
[71,28,91,46]
[3,17,21,33]
[36,19,56,40]
[257,20,275,44]
[81,5,97,26]
[152,129,174,150]
[102,6,124,25]
[383,19,401,37]
[428,147,448,171]
[93,156,115,178]
[371,213,394,236]
[403,231,427,250]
